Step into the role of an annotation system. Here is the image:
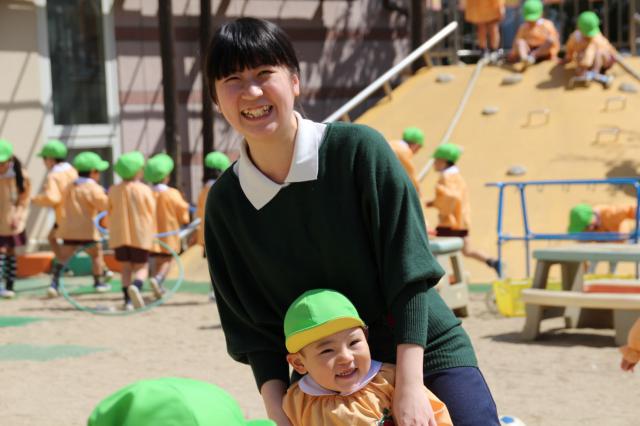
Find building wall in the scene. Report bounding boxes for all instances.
[114,0,411,201]
[0,0,54,247]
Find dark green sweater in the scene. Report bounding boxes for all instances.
[205,122,477,390]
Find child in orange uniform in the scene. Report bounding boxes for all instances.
[463,0,505,60]
[108,152,156,310]
[32,139,78,264]
[283,289,452,426]
[508,0,560,68]
[196,151,231,249]
[564,11,617,88]
[0,140,31,299]
[620,318,640,372]
[425,143,500,274]
[50,152,111,297]
[144,153,190,299]
[388,127,424,197]
[568,204,637,234]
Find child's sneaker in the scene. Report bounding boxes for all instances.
[102,269,114,283]
[127,285,145,309]
[94,283,111,293]
[149,277,165,300]
[47,286,59,298]
[0,288,16,299]
[526,54,536,66]
[124,302,134,312]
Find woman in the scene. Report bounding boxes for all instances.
[203,17,499,426]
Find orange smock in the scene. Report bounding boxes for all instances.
[0,168,31,236]
[387,140,421,196]
[513,18,560,57]
[566,31,616,69]
[32,162,78,223]
[432,167,471,230]
[620,318,640,365]
[464,0,505,24]
[196,180,214,247]
[57,178,108,242]
[107,180,156,250]
[283,363,452,426]
[151,184,190,254]
[593,205,636,233]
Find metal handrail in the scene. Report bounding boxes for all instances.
[323,21,458,123]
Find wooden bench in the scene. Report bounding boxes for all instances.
[521,288,640,345]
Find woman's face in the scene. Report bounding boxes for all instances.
[214,65,300,144]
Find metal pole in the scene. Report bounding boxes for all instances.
[497,185,505,276]
[158,0,181,189]
[519,184,532,277]
[199,0,214,163]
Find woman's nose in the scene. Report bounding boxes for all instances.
[242,80,263,98]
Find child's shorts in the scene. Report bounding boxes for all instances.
[0,231,27,249]
[114,246,149,263]
[63,239,99,246]
[436,227,469,238]
[149,252,172,259]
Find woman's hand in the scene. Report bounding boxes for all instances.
[394,344,436,426]
[260,379,293,426]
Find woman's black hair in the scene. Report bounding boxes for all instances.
[205,17,300,101]
[202,167,223,184]
[11,156,25,195]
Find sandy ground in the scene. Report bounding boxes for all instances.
[1,287,639,426]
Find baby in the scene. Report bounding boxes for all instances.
[282,289,452,426]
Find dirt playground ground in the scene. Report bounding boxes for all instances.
[1,277,639,426]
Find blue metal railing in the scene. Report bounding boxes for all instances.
[486,178,640,277]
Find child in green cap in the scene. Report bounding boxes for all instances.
[507,0,560,69]
[51,152,111,295]
[568,203,637,235]
[196,151,230,249]
[32,139,78,286]
[88,377,274,426]
[388,127,424,196]
[283,289,452,426]
[0,139,31,299]
[564,11,617,87]
[108,151,156,310]
[144,153,190,299]
[425,143,500,274]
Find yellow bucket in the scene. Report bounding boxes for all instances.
[492,278,562,317]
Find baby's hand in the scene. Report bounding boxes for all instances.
[620,358,636,372]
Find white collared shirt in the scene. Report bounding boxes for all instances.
[233,112,327,210]
[74,177,96,185]
[442,165,460,176]
[51,162,73,174]
[152,183,170,193]
[298,360,383,397]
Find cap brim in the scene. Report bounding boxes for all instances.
[96,161,109,172]
[0,154,11,163]
[524,13,541,21]
[246,420,277,426]
[286,317,365,353]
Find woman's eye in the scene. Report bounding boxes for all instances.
[223,76,239,83]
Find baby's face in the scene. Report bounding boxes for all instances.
[295,327,371,394]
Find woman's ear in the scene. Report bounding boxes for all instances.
[291,72,300,97]
[286,353,308,375]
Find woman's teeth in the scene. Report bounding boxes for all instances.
[242,105,272,118]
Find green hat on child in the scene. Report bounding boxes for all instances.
[402,127,425,146]
[522,0,543,22]
[284,289,365,353]
[73,152,109,173]
[144,153,174,184]
[0,139,13,162]
[37,139,68,159]
[433,143,462,163]
[115,151,145,180]
[568,204,594,233]
[87,377,275,426]
[205,151,231,171]
[578,11,600,37]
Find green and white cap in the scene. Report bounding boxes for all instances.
[522,0,543,22]
[144,153,174,184]
[88,377,275,426]
[205,151,231,171]
[0,139,13,162]
[73,152,109,173]
[578,11,600,37]
[37,139,68,159]
[115,151,145,180]
[432,143,462,163]
[284,289,365,353]
[402,127,425,146]
[568,203,594,233]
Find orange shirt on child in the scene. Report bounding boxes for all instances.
[32,162,78,223]
[566,31,616,68]
[593,205,636,233]
[107,180,156,251]
[620,318,640,365]
[57,178,108,242]
[0,169,31,235]
[387,140,421,196]
[513,18,560,57]
[464,0,505,24]
[196,180,214,247]
[151,184,190,254]
[432,167,471,230]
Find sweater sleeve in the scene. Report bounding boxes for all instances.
[352,124,444,347]
[32,174,61,207]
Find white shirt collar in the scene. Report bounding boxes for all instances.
[51,162,73,174]
[74,177,96,185]
[298,360,382,397]
[442,165,460,176]
[152,183,170,192]
[205,179,216,188]
[235,111,327,210]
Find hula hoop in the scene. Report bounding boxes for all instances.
[58,238,184,316]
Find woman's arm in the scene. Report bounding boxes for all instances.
[394,344,436,426]
[261,380,293,426]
